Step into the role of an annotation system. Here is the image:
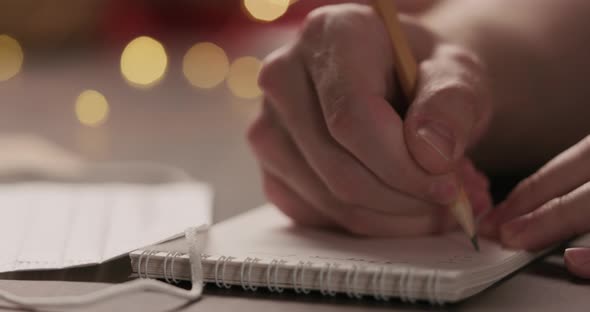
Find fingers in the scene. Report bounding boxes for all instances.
[499,181,590,251]
[480,135,590,237]
[261,170,332,227]
[247,101,455,236]
[248,100,443,217]
[290,4,458,205]
[404,44,492,174]
[564,248,590,279]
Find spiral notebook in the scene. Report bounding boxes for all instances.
[130,204,543,304]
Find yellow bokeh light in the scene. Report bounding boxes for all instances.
[183,42,229,89]
[0,35,24,81]
[75,90,110,127]
[227,56,262,99]
[243,0,290,22]
[120,36,168,87]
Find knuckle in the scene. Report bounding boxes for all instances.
[441,44,486,74]
[422,45,489,116]
[258,47,293,93]
[431,80,478,106]
[299,7,331,43]
[246,113,273,152]
[563,183,590,236]
[423,79,479,122]
[299,4,374,48]
[546,195,579,236]
[522,173,541,196]
[578,135,590,157]
[511,173,540,205]
[324,95,356,142]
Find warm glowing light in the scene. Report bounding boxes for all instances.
[0,35,24,81]
[183,42,229,89]
[243,0,290,22]
[227,56,262,99]
[120,36,168,87]
[75,90,110,127]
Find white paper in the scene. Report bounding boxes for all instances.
[0,181,212,273]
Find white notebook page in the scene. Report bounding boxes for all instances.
[203,205,532,274]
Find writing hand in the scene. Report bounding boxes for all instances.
[248,3,493,236]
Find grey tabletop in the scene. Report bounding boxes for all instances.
[0,30,588,312]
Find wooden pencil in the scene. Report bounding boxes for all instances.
[371,0,479,251]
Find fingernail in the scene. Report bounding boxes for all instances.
[500,218,528,246]
[416,122,456,161]
[565,248,590,267]
[429,179,459,204]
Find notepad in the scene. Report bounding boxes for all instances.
[0,163,212,273]
[130,204,545,303]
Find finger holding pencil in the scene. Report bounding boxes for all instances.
[372,0,488,250]
[252,3,493,240]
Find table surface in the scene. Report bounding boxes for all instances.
[0,28,589,312]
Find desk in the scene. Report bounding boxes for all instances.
[0,30,588,312]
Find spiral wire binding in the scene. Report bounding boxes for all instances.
[370,265,389,301]
[265,259,288,293]
[144,250,159,280]
[214,256,236,289]
[162,251,182,284]
[136,250,149,279]
[433,269,444,305]
[206,257,444,304]
[426,269,440,305]
[397,267,409,302]
[214,256,226,288]
[345,264,363,299]
[291,261,312,294]
[318,263,338,296]
[240,257,261,291]
[406,268,417,303]
[162,251,173,283]
[292,261,303,293]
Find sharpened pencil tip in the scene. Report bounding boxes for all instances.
[471,235,480,252]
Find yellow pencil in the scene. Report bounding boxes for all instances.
[372,0,479,251]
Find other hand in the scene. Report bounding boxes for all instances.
[481,135,590,278]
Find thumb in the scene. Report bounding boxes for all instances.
[565,248,590,279]
[404,44,492,174]
[395,0,438,14]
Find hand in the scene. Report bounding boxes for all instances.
[480,135,590,278]
[248,3,493,236]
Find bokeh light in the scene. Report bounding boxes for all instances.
[75,90,110,127]
[183,42,229,89]
[120,36,168,87]
[0,35,24,82]
[227,56,262,99]
[243,0,290,22]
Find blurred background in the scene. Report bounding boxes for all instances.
[0,0,353,222]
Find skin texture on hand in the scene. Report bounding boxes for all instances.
[480,135,590,279]
[248,3,493,237]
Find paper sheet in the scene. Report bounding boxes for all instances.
[0,181,212,273]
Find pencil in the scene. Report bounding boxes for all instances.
[371,0,479,251]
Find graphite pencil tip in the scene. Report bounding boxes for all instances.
[471,235,480,252]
